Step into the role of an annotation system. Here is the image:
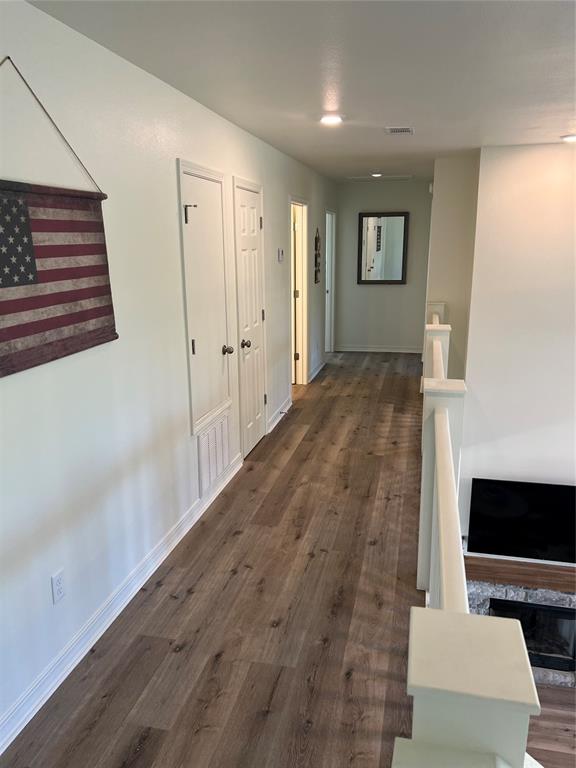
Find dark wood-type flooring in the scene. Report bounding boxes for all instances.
[2,353,573,767]
[528,685,576,768]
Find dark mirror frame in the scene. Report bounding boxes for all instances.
[357,211,409,285]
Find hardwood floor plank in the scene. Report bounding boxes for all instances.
[149,655,251,768]
[3,353,570,768]
[93,725,167,768]
[207,662,293,768]
[31,634,172,768]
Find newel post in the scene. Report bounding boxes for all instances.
[406,607,540,767]
[426,300,447,324]
[417,378,466,592]
[423,323,451,379]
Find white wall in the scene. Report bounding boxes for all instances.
[0,1,335,746]
[334,180,432,352]
[426,152,479,378]
[460,144,575,533]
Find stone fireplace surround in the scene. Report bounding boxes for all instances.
[467,579,575,687]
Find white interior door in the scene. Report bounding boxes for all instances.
[234,182,266,456]
[180,168,232,433]
[291,201,307,384]
[325,211,335,352]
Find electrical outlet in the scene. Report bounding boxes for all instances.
[51,569,65,604]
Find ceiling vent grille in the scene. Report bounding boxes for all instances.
[384,126,415,135]
[346,175,413,181]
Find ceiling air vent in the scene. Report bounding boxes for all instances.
[384,126,415,135]
[345,175,413,181]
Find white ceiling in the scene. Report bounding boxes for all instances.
[34,0,575,179]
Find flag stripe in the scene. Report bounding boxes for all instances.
[32,232,105,246]
[36,254,107,271]
[37,265,110,284]
[0,275,110,300]
[34,243,108,259]
[25,194,100,212]
[1,283,112,314]
[30,218,104,234]
[0,326,118,377]
[0,303,114,343]
[1,315,115,354]
[38,264,108,283]
[2,295,112,329]
[28,206,102,221]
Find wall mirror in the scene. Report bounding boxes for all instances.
[357,212,409,284]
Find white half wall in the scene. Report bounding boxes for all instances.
[460,144,576,533]
[426,152,479,378]
[334,180,432,353]
[0,0,335,747]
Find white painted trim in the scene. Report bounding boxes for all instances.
[0,454,243,755]
[335,344,423,353]
[233,176,262,195]
[290,196,309,385]
[308,359,326,382]
[267,396,292,433]
[193,398,233,435]
[325,209,337,353]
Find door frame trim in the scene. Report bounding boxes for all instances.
[290,196,309,386]
[233,176,268,456]
[325,209,336,353]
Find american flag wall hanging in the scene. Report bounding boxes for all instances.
[0,180,118,377]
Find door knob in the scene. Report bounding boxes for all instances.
[240,339,252,349]
[222,345,234,355]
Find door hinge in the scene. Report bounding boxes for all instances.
[191,338,196,355]
[264,393,267,405]
[294,352,300,361]
[293,289,300,299]
[259,216,263,230]
[261,308,265,321]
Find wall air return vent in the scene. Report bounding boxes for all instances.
[384,126,415,135]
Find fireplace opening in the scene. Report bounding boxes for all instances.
[489,598,576,672]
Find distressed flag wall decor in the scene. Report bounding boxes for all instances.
[0,180,118,377]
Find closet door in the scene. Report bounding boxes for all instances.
[234,180,266,457]
[179,164,232,434]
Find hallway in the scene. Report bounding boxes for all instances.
[2,353,424,768]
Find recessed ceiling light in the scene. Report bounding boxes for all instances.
[561,134,576,143]
[320,114,343,126]
[371,173,382,178]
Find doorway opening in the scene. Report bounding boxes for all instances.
[290,200,308,385]
[325,210,336,353]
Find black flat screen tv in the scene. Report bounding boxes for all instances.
[467,478,576,564]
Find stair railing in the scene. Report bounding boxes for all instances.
[392,301,541,768]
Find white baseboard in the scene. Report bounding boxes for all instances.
[335,344,423,354]
[0,453,243,755]
[308,359,325,382]
[267,396,292,433]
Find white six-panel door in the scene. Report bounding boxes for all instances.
[234,181,266,457]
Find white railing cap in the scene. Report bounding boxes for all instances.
[407,607,541,715]
[423,378,467,396]
[425,323,452,333]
